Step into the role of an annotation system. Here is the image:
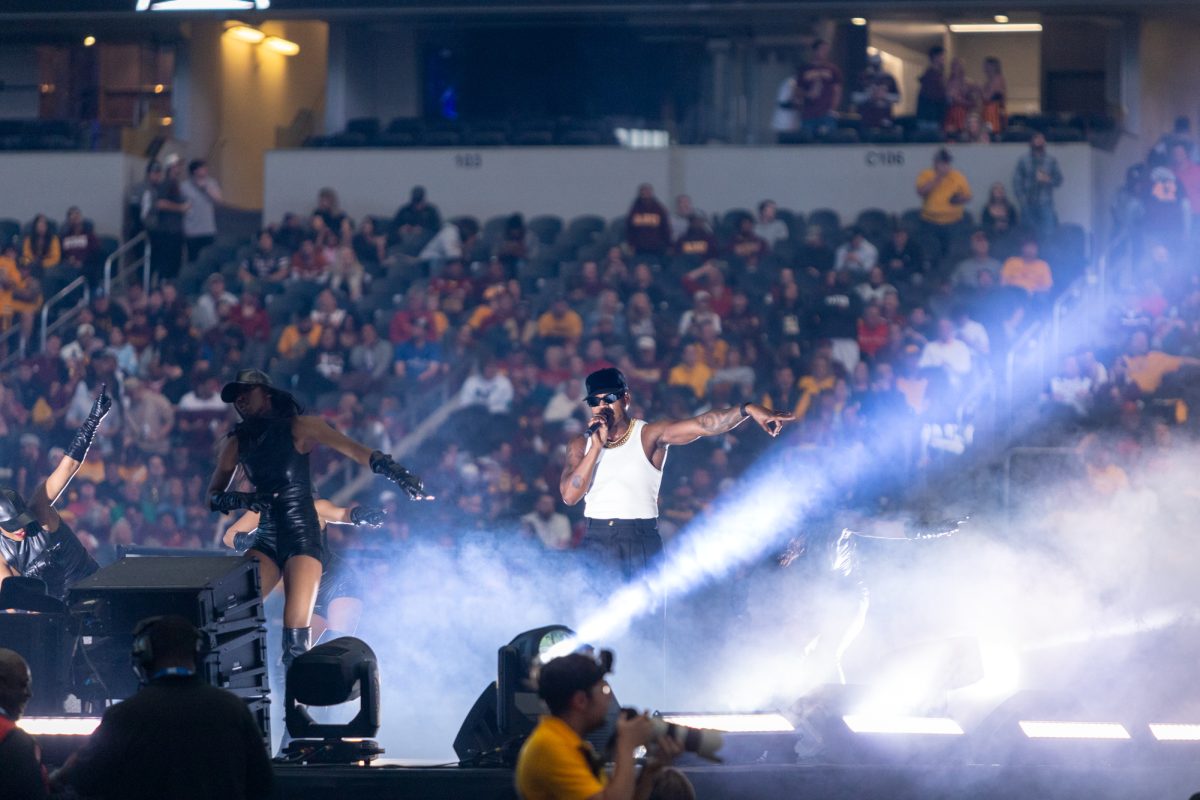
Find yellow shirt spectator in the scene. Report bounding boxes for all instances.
[1001,256,1053,294]
[916,163,972,225]
[668,345,713,398]
[515,715,606,800]
[276,322,322,356]
[1123,351,1184,394]
[537,308,583,341]
[795,373,836,420]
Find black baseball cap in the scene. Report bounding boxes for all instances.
[536,652,611,711]
[584,367,628,399]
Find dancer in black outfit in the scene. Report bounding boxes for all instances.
[208,369,423,668]
[222,497,384,643]
[0,384,109,602]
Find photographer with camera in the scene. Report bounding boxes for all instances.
[515,651,683,800]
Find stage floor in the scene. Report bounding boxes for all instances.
[274,760,1200,800]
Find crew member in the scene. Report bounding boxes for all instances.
[0,384,109,601]
[514,650,681,800]
[52,615,274,800]
[208,369,424,668]
[222,498,384,643]
[560,367,794,582]
[0,648,48,800]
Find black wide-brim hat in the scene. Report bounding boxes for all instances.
[0,487,36,533]
[0,576,66,613]
[221,368,293,404]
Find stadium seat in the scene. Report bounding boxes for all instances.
[527,215,563,246]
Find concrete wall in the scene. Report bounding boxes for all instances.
[264,143,1095,233]
[0,152,139,236]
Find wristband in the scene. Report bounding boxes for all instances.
[739,402,750,418]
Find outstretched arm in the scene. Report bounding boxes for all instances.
[647,403,794,447]
[295,415,374,464]
[316,498,386,527]
[41,382,112,506]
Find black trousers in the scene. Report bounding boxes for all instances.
[583,517,667,703]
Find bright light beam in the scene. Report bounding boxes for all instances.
[1149,723,1200,741]
[18,717,101,735]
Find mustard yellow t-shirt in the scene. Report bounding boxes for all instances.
[515,715,606,800]
[1124,351,1183,394]
[1000,257,1053,294]
[916,168,971,225]
[668,361,714,399]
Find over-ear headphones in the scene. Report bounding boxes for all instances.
[131,616,206,684]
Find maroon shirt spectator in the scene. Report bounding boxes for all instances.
[727,217,769,267]
[231,292,270,343]
[798,39,843,123]
[625,184,672,256]
[60,206,97,269]
[674,215,718,261]
[857,80,895,129]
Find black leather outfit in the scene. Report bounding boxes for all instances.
[234,417,323,568]
[313,550,362,617]
[0,518,98,601]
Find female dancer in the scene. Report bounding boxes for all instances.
[208,369,423,667]
[0,384,109,602]
[222,498,383,643]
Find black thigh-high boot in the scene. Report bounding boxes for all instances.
[282,627,311,672]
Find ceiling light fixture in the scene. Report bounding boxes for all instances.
[136,0,269,10]
[83,35,97,47]
[263,36,300,56]
[994,14,1010,23]
[225,23,265,43]
[949,22,1042,33]
[851,17,867,26]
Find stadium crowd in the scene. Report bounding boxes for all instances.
[0,135,1181,567]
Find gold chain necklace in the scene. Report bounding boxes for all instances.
[603,420,637,449]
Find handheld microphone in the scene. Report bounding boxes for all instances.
[587,408,614,436]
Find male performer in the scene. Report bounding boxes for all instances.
[560,367,794,581]
[0,384,109,602]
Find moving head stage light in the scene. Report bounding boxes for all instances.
[283,636,383,765]
[454,624,624,766]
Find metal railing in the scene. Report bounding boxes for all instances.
[39,275,90,351]
[0,320,28,372]
[103,231,151,297]
[1004,320,1044,416]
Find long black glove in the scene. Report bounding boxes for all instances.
[369,450,425,499]
[66,382,113,462]
[349,506,386,527]
[231,531,257,554]
[210,491,271,515]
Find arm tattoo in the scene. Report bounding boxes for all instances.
[571,476,583,489]
[697,406,745,435]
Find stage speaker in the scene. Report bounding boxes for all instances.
[67,555,269,744]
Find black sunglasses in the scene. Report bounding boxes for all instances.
[585,392,624,407]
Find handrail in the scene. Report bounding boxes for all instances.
[1004,320,1043,415]
[1051,275,1088,362]
[0,321,27,372]
[103,231,151,297]
[39,276,89,351]
[329,390,457,507]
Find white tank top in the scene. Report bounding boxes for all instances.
[583,419,666,520]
